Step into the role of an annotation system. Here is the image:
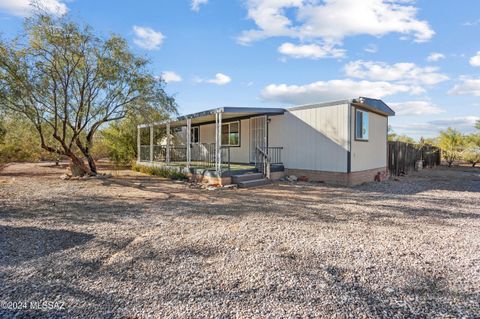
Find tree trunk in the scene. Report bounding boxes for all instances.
[86,154,97,175]
[68,154,90,177]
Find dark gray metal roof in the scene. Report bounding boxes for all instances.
[287,97,395,116]
[176,106,286,121]
[354,97,395,116]
[138,97,394,128]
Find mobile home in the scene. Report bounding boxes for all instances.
[137,97,395,187]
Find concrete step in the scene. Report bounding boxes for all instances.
[237,178,271,188]
[231,173,263,183]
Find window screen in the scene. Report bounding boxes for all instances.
[355,109,369,140]
[221,121,240,146]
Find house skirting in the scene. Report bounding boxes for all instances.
[135,161,285,186]
[285,167,387,186]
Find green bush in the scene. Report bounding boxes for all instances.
[132,163,187,180]
[101,110,169,165]
[0,116,60,163]
[462,147,480,167]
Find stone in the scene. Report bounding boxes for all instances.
[60,174,71,180]
[287,175,298,182]
[297,176,309,182]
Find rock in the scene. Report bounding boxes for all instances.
[223,184,238,189]
[60,174,71,180]
[206,186,217,191]
[287,175,298,182]
[297,176,309,182]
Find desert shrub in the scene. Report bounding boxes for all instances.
[0,116,60,163]
[438,128,464,167]
[132,163,187,180]
[462,147,480,167]
[102,110,169,165]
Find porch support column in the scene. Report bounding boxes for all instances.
[149,124,154,163]
[137,125,141,162]
[166,122,171,164]
[186,118,191,169]
[215,111,222,173]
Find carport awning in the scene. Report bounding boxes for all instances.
[138,106,286,128]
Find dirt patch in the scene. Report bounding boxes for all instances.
[0,162,479,318]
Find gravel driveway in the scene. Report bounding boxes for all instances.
[0,162,479,318]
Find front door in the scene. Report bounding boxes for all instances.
[249,115,267,163]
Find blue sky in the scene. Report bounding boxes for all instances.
[0,0,479,139]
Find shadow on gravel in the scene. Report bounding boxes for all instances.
[319,264,480,318]
[0,195,149,225]
[0,225,94,266]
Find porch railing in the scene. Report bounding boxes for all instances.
[255,146,283,179]
[266,146,283,164]
[139,143,231,170]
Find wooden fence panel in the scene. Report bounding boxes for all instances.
[388,141,440,176]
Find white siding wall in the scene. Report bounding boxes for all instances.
[350,106,388,171]
[269,103,349,172]
[198,119,250,163]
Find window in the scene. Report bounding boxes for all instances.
[355,109,369,141]
[191,127,199,144]
[221,121,240,146]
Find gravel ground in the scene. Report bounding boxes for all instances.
[0,162,479,318]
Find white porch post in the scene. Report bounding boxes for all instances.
[214,113,218,172]
[149,124,154,163]
[166,122,171,164]
[186,118,191,168]
[215,111,222,173]
[137,125,141,162]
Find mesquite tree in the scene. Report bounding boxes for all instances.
[0,14,175,175]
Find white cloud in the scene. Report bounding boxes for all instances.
[449,77,480,96]
[469,51,480,67]
[162,71,182,83]
[364,44,378,54]
[428,116,479,128]
[261,79,423,105]
[0,0,68,16]
[132,26,164,50]
[427,52,445,62]
[344,60,449,85]
[278,42,345,59]
[238,0,434,51]
[191,0,208,12]
[389,101,445,116]
[392,117,480,137]
[462,19,480,27]
[196,73,232,85]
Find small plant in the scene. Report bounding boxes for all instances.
[132,163,187,180]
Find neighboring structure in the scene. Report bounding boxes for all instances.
[137,97,395,186]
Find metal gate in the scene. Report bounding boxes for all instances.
[249,115,267,163]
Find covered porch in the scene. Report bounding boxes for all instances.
[137,107,285,182]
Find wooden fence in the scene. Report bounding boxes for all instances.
[388,141,441,177]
